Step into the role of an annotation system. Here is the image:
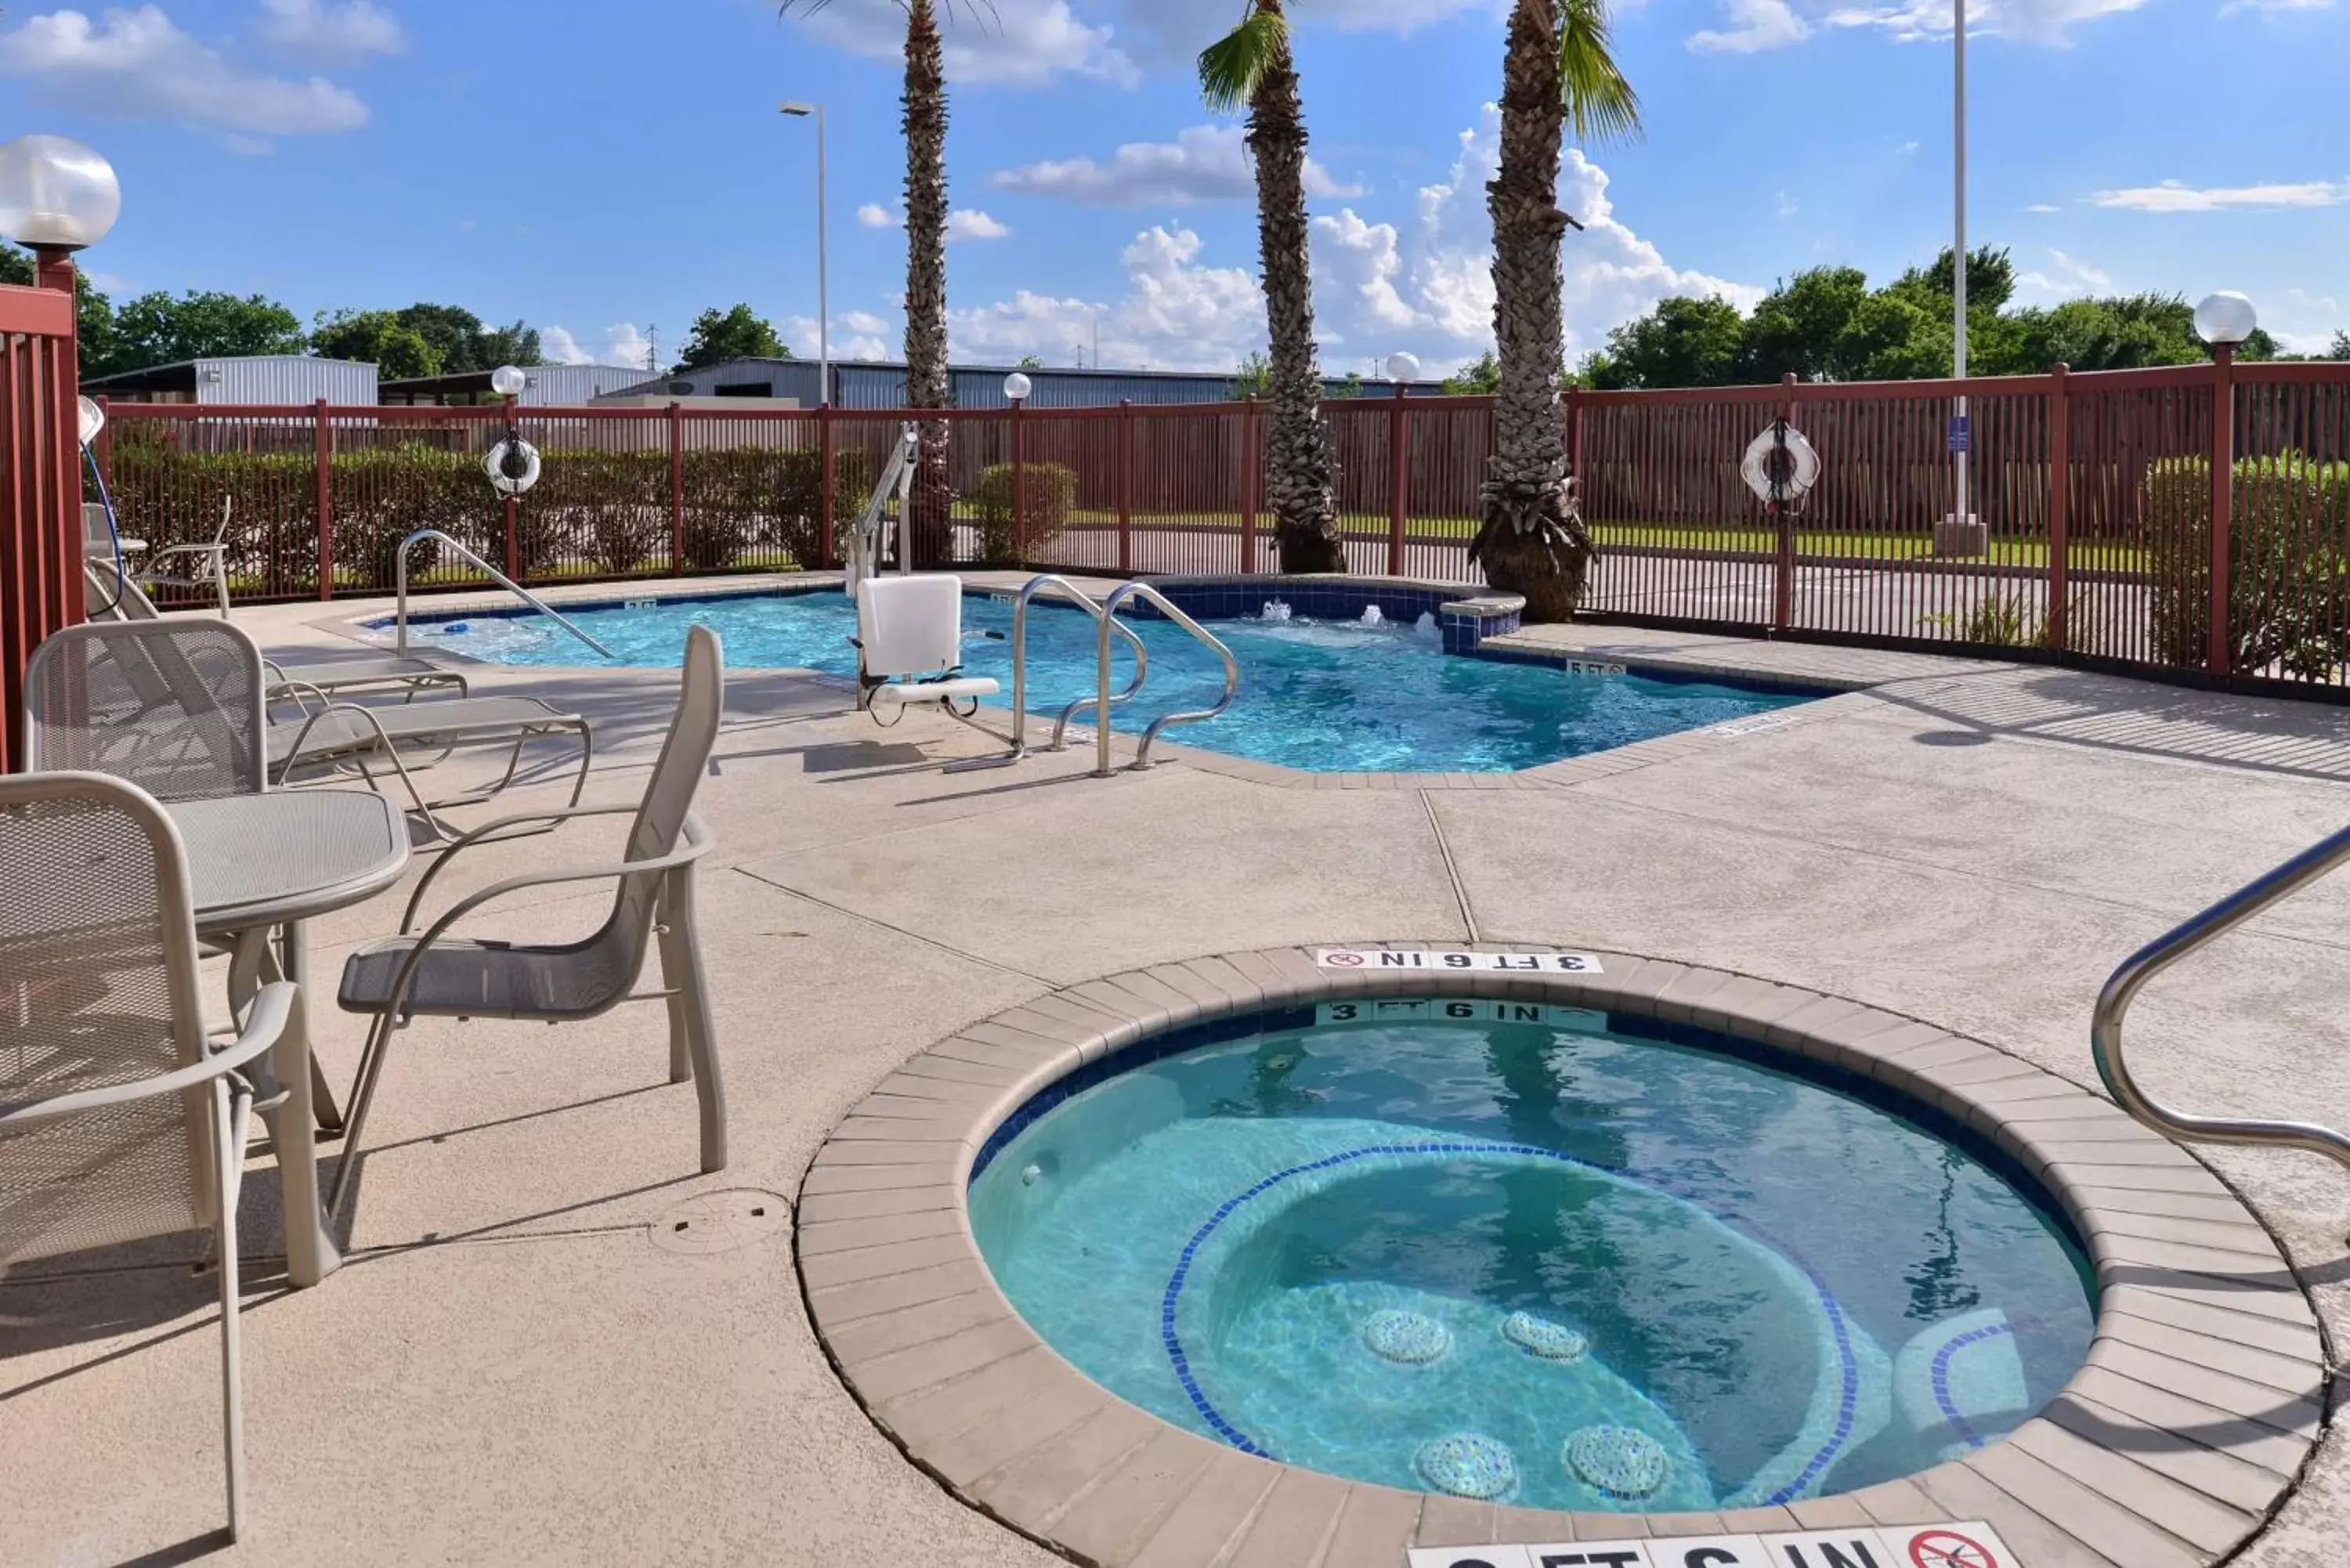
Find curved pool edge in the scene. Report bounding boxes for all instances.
[796,946,2324,1568]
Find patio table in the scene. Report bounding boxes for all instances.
[168,789,409,1288]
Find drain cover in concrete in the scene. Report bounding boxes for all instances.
[648,1189,791,1255]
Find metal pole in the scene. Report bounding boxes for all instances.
[816,103,830,406]
[1952,0,1969,544]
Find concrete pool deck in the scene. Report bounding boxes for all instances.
[4,570,2347,1567]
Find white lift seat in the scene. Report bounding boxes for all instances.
[855,575,1001,713]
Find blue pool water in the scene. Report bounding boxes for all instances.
[967,1005,2094,1511]
[401,589,1813,772]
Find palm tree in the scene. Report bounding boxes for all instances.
[1474,0,1640,620]
[784,0,956,565]
[1201,0,1344,575]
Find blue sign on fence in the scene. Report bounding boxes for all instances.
[1947,415,1971,453]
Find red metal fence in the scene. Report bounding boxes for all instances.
[93,356,2350,695]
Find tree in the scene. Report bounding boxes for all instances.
[786,0,955,563]
[1202,0,1342,573]
[310,309,444,378]
[0,242,117,375]
[1227,349,1271,399]
[677,304,788,369]
[1739,266,1867,381]
[2330,331,2350,362]
[1441,350,1500,394]
[1014,352,1044,369]
[395,303,543,372]
[107,290,306,374]
[1584,294,1744,389]
[1473,0,1640,622]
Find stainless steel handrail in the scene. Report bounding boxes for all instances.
[2092,822,2350,1172]
[394,528,615,660]
[1000,575,1148,759]
[1094,582,1239,776]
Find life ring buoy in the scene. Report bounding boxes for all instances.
[484,439,542,497]
[1740,423,1820,504]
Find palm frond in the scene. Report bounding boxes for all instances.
[779,0,999,23]
[1557,0,1643,146]
[1198,7,1288,114]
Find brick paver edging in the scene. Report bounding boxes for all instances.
[805,946,2324,1568]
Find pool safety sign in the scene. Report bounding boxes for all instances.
[1316,949,1604,974]
[1319,998,1609,1031]
[1407,1521,2015,1568]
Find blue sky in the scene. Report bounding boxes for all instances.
[0,0,2342,375]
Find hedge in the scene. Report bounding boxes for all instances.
[971,461,1078,563]
[2142,452,2350,680]
[99,439,874,595]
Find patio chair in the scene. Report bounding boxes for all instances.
[853,573,1000,721]
[327,626,728,1219]
[27,620,591,840]
[132,496,236,616]
[0,771,299,1542]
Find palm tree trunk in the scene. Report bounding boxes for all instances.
[1246,0,1343,575]
[1473,0,1594,622]
[901,0,954,566]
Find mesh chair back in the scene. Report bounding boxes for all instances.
[609,626,725,956]
[24,620,267,800]
[0,773,212,1264]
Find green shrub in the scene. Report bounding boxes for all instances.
[2142,453,2350,679]
[971,461,1077,563]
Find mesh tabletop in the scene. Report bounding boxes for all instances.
[166,791,410,934]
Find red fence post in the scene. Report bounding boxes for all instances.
[819,403,836,567]
[1242,398,1260,573]
[2207,348,2235,676]
[0,262,83,772]
[1116,399,1133,574]
[668,401,685,577]
[313,397,333,600]
[1564,385,1584,498]
[1773,374,1797,631]
[1012,398,1028,565]
[2046,363,2070,652]
[1387,384,1408,576]
[501,396,521,580]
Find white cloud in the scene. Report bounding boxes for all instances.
[255,0,403,64]
[990,124,1361,207]
[780,311,892,363]
[2087,179,2350,212]
[789,0,1136,88]
[947,224,1263,372]
[2022,202,2062,214]
[2223,0,2334,13]
[948,208,1011,241]
[0,5,369,132]
[544,323,663,371]
[1828,0,2148,44]
[2269,287,2343,355]
[1689,0,1813,52]
[857,202,895,229]
[2017,247,2112,298]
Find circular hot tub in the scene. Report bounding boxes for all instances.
[798,948,2320,1568]
[964,995,2092,1513]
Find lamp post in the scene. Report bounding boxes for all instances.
[1383,353,1419,575]
[2194,291,2257,676]
[1947,0,1974,558]
[0,133,118,772]
[1005,371,1031,562]
[780,102,829,408]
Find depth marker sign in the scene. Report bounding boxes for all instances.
[1405,1520,2014,1568]
[1317,949,1604,974]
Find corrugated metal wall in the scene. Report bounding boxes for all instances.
[201,356,378,406]
[517,364,653,404]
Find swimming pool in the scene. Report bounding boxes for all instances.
[965,1002,2093,1512]
[396,587,1817,773]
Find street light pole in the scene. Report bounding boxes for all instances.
[781,101,829,406]
[1951,0,1970,544]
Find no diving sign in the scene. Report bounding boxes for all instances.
[1406,1521,2014,1568]
[1318,949,1603,974]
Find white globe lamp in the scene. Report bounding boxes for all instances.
[2193,291,2258,348]
[490,364,529,398]
[1385,352,1422,384]
[1003,371,1033,405]
[0,135,120,252]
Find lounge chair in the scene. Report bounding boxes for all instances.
[328,626,728,1219]
[0,770,299,1542]
[853,573,1001,720]
[25,620,591,840]
[132,496,235,616]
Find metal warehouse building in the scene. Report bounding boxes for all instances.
[81,356,378,406]
[378,363,654,406]
[606,358,1442,409]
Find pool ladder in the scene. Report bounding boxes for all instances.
[393,528,615,660]
[982,573,1240,775]
[2093,821,2350,1183]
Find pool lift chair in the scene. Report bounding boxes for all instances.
[852,574,1001,727]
